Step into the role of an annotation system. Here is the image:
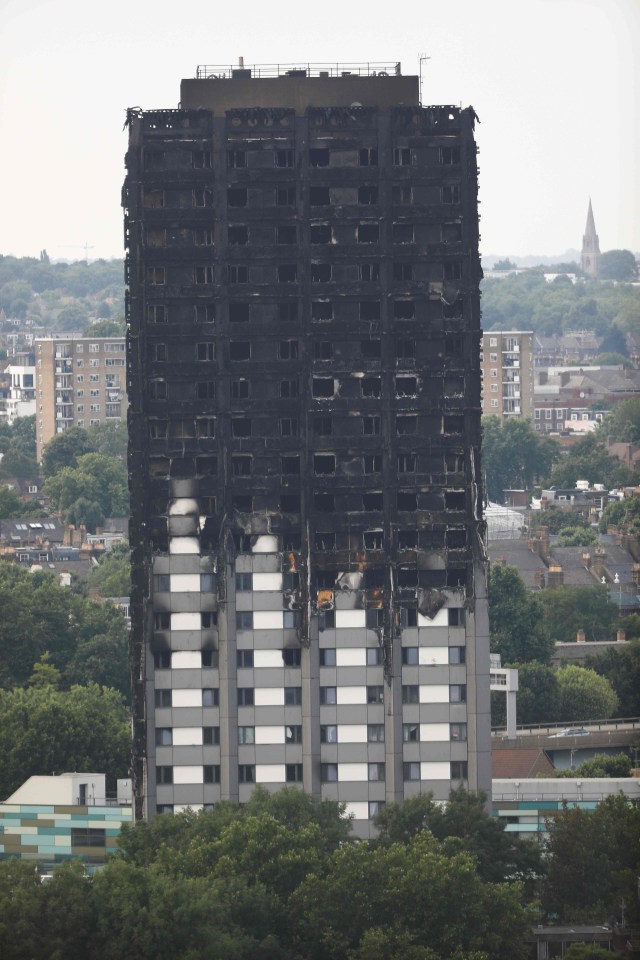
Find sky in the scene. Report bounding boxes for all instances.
[0,0,638,262]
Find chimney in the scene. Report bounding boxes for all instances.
[547,563,564,588]
[632,563,640,586]
[582,552,591,569]
[591,547,607,580]
[534,569,546,589]
[576,629,586,643]
[617,629,626,643]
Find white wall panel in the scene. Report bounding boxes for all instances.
[419,647,448,665]
[421,761,451,780]
[335,610,366,628]
[173,766,204,784]
[171,612,201,631]
[255,764,286,783]
[254,650,285,669]
[420,723,450,742]
[254,687,285,706]
[338,763,368,782]
[172,727,204,746]
[419,684,449,703]
[337,724,367,743]
[345,801,369,820]
[252,573,283,591]
[172,689,202,708]
[337,686,367,705]
[170,574,201,592]
[418,608,448,627]
[254,611,284,630]
[336,648,366,667]
[172,651,202,669]
[255,725,285,744]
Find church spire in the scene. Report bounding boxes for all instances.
[581,198,600,278]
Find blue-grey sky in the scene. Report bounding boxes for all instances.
[0,0,638,261]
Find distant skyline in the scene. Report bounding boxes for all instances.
[0,0,638,261]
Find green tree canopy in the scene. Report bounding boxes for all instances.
[598,249,638,281]
[373,789,542,891]
[556,664,619,722]
[513,661,561,725]
[489,564,554,664]
[88,541,131,597]
[538,585,618,643]
[554,752,632,778]
[0,682,129,797]
[542,795,640,923]
[41,426,95,477]
[550,433,637,489]
[83,318,125,337]
[599,495,640,534]
[0,560,129,694]
[600,396,640,443]
[482,416,560,502]
[44,452,128,526]
[583,639,640,716]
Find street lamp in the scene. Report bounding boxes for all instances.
[614,573,622,611]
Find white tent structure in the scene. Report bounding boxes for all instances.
[485,502,526,541]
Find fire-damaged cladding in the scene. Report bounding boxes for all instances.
[124,80,486,826]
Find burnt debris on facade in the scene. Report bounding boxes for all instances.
[123,62,490,833]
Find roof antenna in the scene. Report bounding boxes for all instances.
[239,56,244,68]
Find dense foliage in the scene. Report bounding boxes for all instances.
[0,789,535,960]
[537,585,618,644]
[0,561,128,696]
[0,681,129,798]
[0,254,124,331]
[482,417,559,502]
[481,270,640,336]
[584,639,640,716]
[489,564,553,664]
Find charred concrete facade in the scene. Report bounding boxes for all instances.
[123,64,490,834]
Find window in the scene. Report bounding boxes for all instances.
[231,379,250,399]
[232,418,252,437]
[281,455,300,475]
[357,223,379,243]
[368,723,384,742]
[237,688,254,706]
[192,149,212,169]
[194,265,214,285]
[280,418,299,437]
[155,689,171,708]
[393,262,414,281]
[228,150,246,168]
[393,147,412,166]
[154,651,171,669]
[397,415,417,435]
[358,184,378,205]
[204,765,220,784]
[449,646,466,664]
[196,343,216,361]
[403,762,420,781]
[278,264,297,283]
[232,455,252,477]
[369,800,385,818]
[393,223,414,244]
[312,377,335,398]
[238,726,255,744]
[277,224,297,245]
[320,686,337,705]
[147,267,165,285]
[363,416,381,436]
[228,265,248,284]
[359,263,380,281]
[359,147,378,166]
[451,723,467,742]
[310,223,331,244]
[395,338,415,359]
[203,726,220,744]
[360,340,382,360]
[315,493,334,513]
[321,763,338,782]
[393,184,412,203]
[196,381,216,400]
[277,724,300,747]
[402,685,419,704]
[366,607,384,626]
[285,686,302,705]
[280,378,299,398]
[278,302,298,323]
[394,300,416,319]
[320,725,337,744]
[310,187,330,206]
[368,763,385,781]
[316,532,335,551]
[196,417,216,438]
[367,685,384,704]
[450,684,467,703]
[444,262,462,281]
[229,302,250,323]
[313,416,332,437]
[442,183,460,203]
[202,688,219,706]
[403,723,419,742]
[275,148,294,168]
[311,263,332,283]
[402,647,419,666]
[360,299,381,321]
[156,766,173,785]
[193,188,214,208]
[314,340,333,360]
[311,300,333,320]
[202,649,218,666]
[239,765,255,783]
[363,455,382,474]
[364,528,384,551]
[319,649,336,667]
[227,187,247,207]
[276,186,296,206]
[310,148,330,167]
[440,146,461,165]
[237,648,254,667]
[236,612,253,630]
[228,225,248,245]
[314,454,335,475]
[286,763,303,783]
[451,761,468,780]
[155,728,172,746]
